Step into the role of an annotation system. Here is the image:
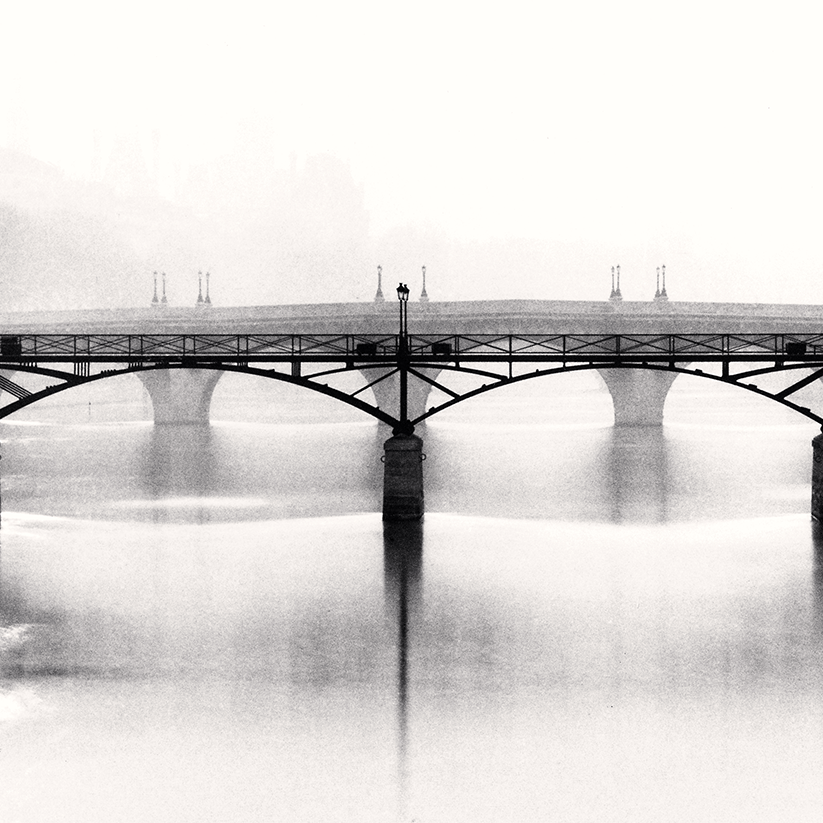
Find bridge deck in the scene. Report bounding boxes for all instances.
[1,332,822,364]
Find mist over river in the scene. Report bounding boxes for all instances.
[2,370,823,822]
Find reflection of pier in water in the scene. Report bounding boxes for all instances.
[139,425,218,524]
[812,524,823,634]
[383,521,423,821]
[606,426,669,524]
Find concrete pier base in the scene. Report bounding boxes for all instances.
[812,433,823,521]
[137,369,223,425]
[597,367,681,426]
[383,434,425,521]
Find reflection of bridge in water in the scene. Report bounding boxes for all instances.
[3,299,823,519]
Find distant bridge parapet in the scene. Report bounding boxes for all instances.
[1,299,822,336]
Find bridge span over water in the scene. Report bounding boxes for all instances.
[2,298,823,520]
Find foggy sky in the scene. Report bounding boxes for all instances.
[1,0,821,307]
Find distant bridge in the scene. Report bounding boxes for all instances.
[1,297,823,336]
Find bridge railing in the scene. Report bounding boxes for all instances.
[3,333,823,363]
[406,333,823,359]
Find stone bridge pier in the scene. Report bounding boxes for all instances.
[812,432,823,522]
[382,433,425,520]
[367,368,438,429]
[137,369,223,425]
[366,368,437,522]
[596,367,682,426]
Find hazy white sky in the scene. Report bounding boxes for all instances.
[2,0,822,302]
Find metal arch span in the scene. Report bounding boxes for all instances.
[2,332,823,428]
[409,361,823,427]
[0,362,404,427]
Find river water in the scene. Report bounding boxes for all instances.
[2,371,823,822]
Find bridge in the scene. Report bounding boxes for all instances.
[3,297,823,520]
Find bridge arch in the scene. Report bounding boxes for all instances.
[413,362,823,428]
[2,360,823,432]
[0,363,401,428]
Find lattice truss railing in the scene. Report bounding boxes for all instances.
[2,332,823,424]
[397,334,823,425]
[3,332,823,360]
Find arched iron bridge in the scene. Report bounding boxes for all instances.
[1,332,823,430]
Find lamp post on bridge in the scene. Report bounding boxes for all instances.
[383,281,424,520]
[397,281,410,339]
[396,282,411,432]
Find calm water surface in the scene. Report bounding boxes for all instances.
[2,373,823,821]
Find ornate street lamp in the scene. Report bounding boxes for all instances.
[396,282,411,431]
[396,281,410,339]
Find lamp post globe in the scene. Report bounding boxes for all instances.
[396,282,410,339]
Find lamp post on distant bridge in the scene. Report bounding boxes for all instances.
[420,266,429,303]
[374,265,385,303]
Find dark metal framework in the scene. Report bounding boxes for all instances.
[2,332,823,427]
